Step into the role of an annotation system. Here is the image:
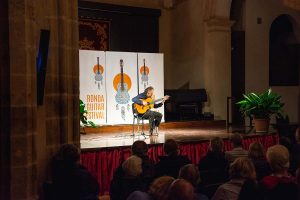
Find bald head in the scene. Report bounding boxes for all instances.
[168,179,194,200]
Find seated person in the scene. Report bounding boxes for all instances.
[112,140,155,188]
[179,164,208,200]
[51,144,100,200]
[259,145,298,200]
[212,157,256,200]
[198,137,228,184]
[168,179,195,200]
[110,155,146,200]
[248,142,270,180]
[127,176,174,200]
[155,139,191,178]
[225,133,248,163]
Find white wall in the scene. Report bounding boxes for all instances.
[245,0,300,122]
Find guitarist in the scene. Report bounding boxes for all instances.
[132,86,166,135]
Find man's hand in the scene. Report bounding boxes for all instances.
[142,101,148,106]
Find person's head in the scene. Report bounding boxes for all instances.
[266,144,290,174]
[229,157,256,180]
[131,140,148,157]
[210,137,224,153]
[295,127,300,143]
[163,139,178,156]
[144,86,154,98]
[54,144,80,166]
[230,133,243,148]
[122,155,143,177]
[178,164,200,188]
[148,176,175,200]
[248,142,265,160]
[168,179,194,200]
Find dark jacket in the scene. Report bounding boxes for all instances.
[259,175,298,200]
[155,155,191,178]
[198,151,229,184]
[52,163,100,200]
[251,158,271,181]
[132,92,162,108]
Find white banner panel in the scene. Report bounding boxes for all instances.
[106,52,138,124]
[79,50,106,125]
[138,53,165,122]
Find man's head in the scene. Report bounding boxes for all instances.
[230,133,243,148]
[210,137,224,153]
[168,179,194,200]
[266,144,290,174]
[54,144,80,166]
[144,86,154,98]
[178,164,200,188]
[131,140,148,157]
[163,139,178,156]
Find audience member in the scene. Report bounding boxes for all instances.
[127,176,174,200]
[179,164,208,200]
[112,140,155,189]
[248,142,270,180]
[198,137,228,184]
[110,155,146,200]
[168,179,195,200]
[225,133,248,163]
[211,157,256,200]
[51,144,100,200]
[237,179,260,200]
[259,145,298,200]
[155,139,191,178]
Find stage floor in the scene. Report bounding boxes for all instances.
[80,121,276,149]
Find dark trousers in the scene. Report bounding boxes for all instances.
[142,110,163,130]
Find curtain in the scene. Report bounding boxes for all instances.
[81,133,279,195]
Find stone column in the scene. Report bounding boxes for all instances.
[203,17,233,120]
[0,0,79,199]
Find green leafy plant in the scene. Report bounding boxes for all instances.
[237,89,284,119]
[80,99,97,128]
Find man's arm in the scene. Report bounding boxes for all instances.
[132,93,145,105]
[154,102,163,108]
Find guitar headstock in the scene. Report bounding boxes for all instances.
[164,95,170,101]
[120,59,123,67]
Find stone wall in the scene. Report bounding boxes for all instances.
[0,0,80,199]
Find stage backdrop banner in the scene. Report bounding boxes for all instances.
[106,52,138,124]
[138,53,165,122]
[79,50,106,125]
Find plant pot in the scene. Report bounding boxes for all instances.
[254,118,270,133]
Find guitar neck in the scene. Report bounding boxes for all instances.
[151,98,164,104]
[120,60,124,90]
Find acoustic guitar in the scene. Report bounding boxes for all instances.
[135,95,170,114]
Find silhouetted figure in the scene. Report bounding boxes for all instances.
[155,139,191,178]
[51,144,100,200]
[225,133,248,163]
[198,137,228,185]
[248,142,271,180]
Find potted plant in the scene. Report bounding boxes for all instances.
[237,89,284,133]
[80,99,97,128]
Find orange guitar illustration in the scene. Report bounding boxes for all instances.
[113,59,132,120]
[140,58,149,89]
[93,57,104,90]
